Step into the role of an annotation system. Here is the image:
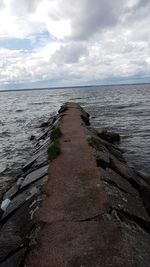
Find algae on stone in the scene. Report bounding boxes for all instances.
[48,127,62,161]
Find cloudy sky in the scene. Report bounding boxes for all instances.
[0,0,150,89]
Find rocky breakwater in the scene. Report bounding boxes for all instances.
[0,102,150,267]
[0,109,65,266]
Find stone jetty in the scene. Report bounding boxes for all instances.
[0,102,150,266]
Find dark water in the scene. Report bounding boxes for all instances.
[0,84,150,179]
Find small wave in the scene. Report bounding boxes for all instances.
[0,130,11,137]
[16,109,24,113]
[0,120,5,125]
[28,101,51,106]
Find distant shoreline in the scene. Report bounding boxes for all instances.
[0,82,150,93]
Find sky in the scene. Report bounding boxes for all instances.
[0,0,150,89]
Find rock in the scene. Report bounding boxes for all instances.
[39,121,49,128]
[80,108,90,119]
[103,178,150,222]
[16,177,24,186]
[1,199,11,211]
[102,168,138,196]
[21,165,48,189]
[2,187,39,220]
[80,107,90,126]
[96,150,110,169]
[81,114,90,126]
[3,185,19,200]
[0,200,32,263]
[29,135,36,141]
[122,222,150,267]
[106,144,126,163]
[86,126,99,137]
[109,154,148,188]
[99,130,120,144]
[140,185,150,216]
[37,129,49,142]
[0,248,26,267]
[58,104,68,114]
[22,146,48,173]
[86,128,123,157]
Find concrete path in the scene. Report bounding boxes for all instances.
[26,103,132,267]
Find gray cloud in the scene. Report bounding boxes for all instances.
[54,0,127,40]
[0,0,150,88]
[51,43,87,64]
[10,0,41,15]
[0,0,4,8]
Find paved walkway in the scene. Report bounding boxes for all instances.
[26,103,132,267]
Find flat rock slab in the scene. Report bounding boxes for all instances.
[110,155,148,187]
[103,179,150,222]
[21,165,48,189]
[3,184,19,200]
[102,168,140,196]
[2,186,39,220]
[0,201,31,263]
[0,248,26,267]
[23,146,48,173]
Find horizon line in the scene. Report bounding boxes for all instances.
[0,81,150,92]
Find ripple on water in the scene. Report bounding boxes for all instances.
[0,84,149,180]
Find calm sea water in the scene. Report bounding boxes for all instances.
[0,84,150,179]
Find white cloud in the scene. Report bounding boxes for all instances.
[0,0,150,88]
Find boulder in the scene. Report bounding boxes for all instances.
[96,150,110,169]
[81,114,90,126]
[39,121,49,128]
[29,135,36,141]
[99,130,120,144]
[58,104,68,114]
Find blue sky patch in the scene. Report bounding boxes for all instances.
[0,31,54,51]
[0,37,33,51]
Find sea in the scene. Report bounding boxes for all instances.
[0,84,150,185]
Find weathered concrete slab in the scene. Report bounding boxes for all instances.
[25,219,133,267]
[21,165,48,189]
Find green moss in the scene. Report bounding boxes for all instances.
[48,141,61,161]
[50,127,62,142]
[47,127,62,161]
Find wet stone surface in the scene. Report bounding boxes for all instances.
[21,165,48,189]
